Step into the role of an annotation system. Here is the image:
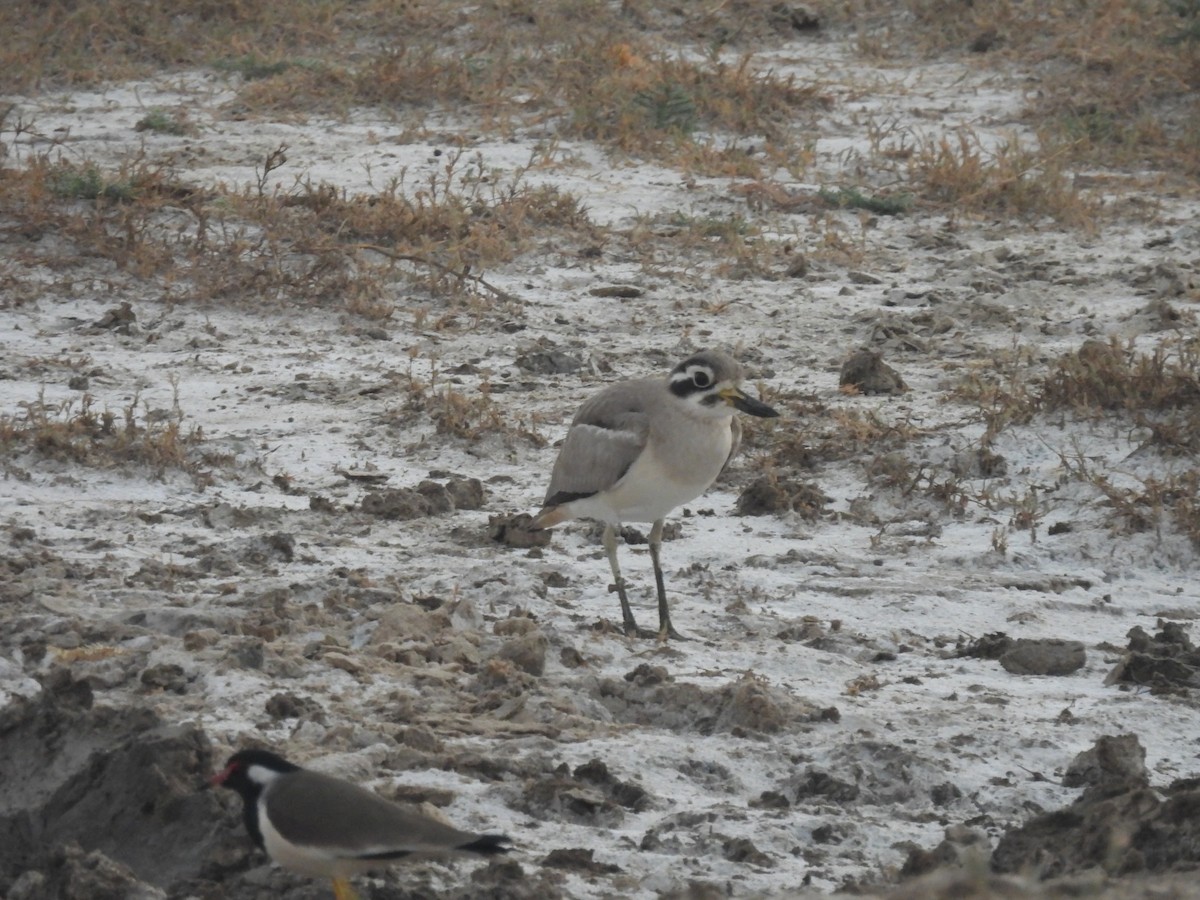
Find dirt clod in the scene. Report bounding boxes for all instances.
[489,513,552,548]
[541,847,622,874]
[1106,622,1200,693]
[264,691,325,721]
[1063,734,1148,793]
[839,349,908,395]
[999,638,1086,676]
[735,475,831,518]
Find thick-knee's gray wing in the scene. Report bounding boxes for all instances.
[543,380,654,505]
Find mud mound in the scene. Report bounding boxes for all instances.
[992,731,1200,879]
[886,733,1200,894]
[1106,621,1200,694]
[761,740,966,813]
[592,666,831,734]
[0,671,226,898]
[508,758,651,827]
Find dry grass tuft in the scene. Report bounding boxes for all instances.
[0,391,207,479]
[385,362,546,446]
[0,1,346,89]
[555,40,824,164]
[1041,339,1200,454]
[907,132,1095,227]
[953,338,1200,547]
[1,136,592,314]
[848,0,1200,178]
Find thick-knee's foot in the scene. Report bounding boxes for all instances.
[657,623,690,642]
[618,616,675,641]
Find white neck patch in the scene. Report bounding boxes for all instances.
[246,763,287,787]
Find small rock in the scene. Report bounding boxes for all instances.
[264,692,325,721]
[55,843,166,900]
[489,513,551,548]
[361,488,431,520]
[1063,734,1147,790]
[514,350,584,375]
[930,781,963,806]
[735,476,831,519]
[839,349,907,395]
[139,664,187,694]
[541,847,622,874]
[495,631,548,676]
[322,652,364,675]
[541,571,570,588]
[445,477,486,510]
[957,631,1013,660]
[93,301,136,331]
[396,725,444,753]
[751,791,791,810]
[225,637,265,670]
[969,28,1001,52]
[771,3,819,33]
[785,254,808,278]
[560,646,586,669]
[723,836,773,867]
[416,480,454,515]
[495,616,539,637]
[999,638,1086,676]
[588,285,643,298]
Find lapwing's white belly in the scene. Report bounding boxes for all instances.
[259,797,353,878]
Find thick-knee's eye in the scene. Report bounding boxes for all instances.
[692,369,711,388]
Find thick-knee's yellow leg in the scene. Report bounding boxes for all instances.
[332,878,361,900]
[603,523,638,635]
[649,519,686,641]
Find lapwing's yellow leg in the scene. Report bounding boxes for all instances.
[332,878,361,900]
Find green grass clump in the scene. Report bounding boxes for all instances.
[134,108,191,136]
[819,186,912,215]
[48,165,136,203]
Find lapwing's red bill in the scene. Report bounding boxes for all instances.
[208,762,235,787]
[210,748,511,900]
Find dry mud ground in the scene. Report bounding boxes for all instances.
[3,19,1200,900]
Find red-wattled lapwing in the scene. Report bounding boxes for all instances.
[530,349,779,640]
[210,748,511,900]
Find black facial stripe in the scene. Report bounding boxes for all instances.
[670,377,701,398]
[670,363,717,397]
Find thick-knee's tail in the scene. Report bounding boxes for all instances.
[530,505,569,530]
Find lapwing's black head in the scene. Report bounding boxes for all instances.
[211,748,300,795]
[210,748,302,850]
